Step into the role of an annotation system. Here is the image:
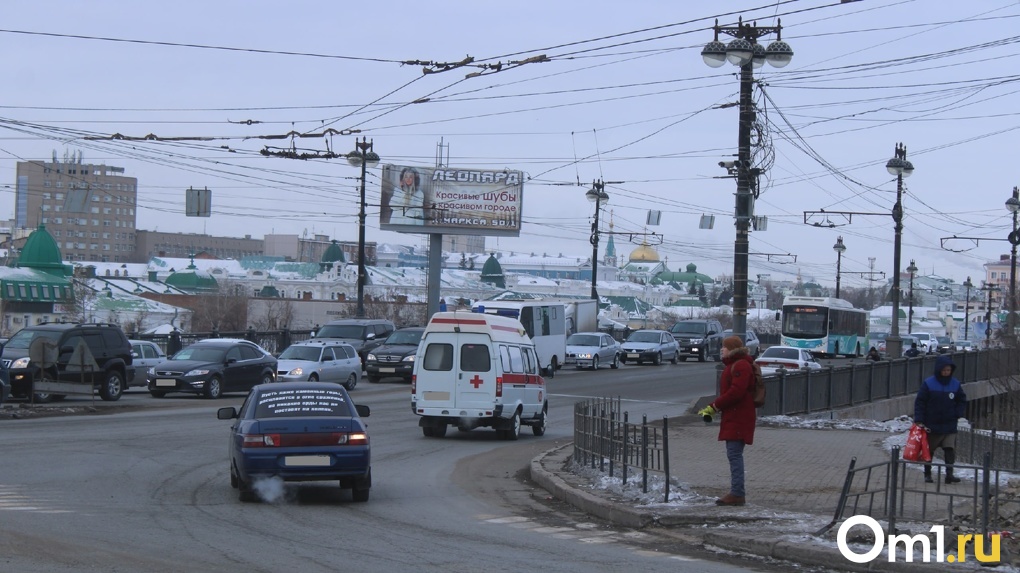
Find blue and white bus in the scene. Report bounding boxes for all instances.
[780,296,869,357]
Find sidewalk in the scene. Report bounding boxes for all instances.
[531,415,1013,572]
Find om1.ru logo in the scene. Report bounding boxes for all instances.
[837,515,1001,564]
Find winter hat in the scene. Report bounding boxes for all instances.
[722,336,744,351]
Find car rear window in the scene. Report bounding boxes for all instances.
[423,343,453,371]
[461,344,491,372]
[254,387,351,418]
[762,347,799,360]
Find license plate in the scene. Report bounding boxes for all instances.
[628,353,639,359]
[379,367,396,373]
[155,378,176,387]
[284,455,331,467]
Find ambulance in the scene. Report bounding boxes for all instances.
[411,310,548,440]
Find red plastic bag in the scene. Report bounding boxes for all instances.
[903,424,931,462]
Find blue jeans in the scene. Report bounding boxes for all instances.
[725,440,745,497]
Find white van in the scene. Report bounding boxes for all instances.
[412,311,548,440]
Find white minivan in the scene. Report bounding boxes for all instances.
[412,311,548,440]
[912,332,936,354]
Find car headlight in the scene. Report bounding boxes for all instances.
[287,367,304,376]
[147,367,155,375]
[11,357,30,369]
[402,355,415,362]
[185,369,211,377]
[366,353,377,361]
[578,353,591,359]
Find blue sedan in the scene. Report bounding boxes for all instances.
[217,382,372,502]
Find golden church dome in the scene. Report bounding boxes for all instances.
[628,243,660,262]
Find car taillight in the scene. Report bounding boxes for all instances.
[344,432,369,445]
[242,432,367,447]
[411,375,416,394]
[496,376,502,398]
[242,433,280,447]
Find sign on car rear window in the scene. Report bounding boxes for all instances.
[254,388,351,418]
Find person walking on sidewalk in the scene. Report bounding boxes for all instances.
[914,354,968,484]
[698,335,756,506]
[866,346,882,362]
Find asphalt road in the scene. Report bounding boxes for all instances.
[0,362,783,573]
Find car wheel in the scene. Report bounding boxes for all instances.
[204,376,223,399]
[422,426,434,437]
[503,412,521,441]
[238,481,257,503]
[610,354,620,369]
[33,392,54,404]
[344,373,357,391]
[591,356,600,371]
[532,408,547,437]
[352,485,370,503]
[98,370,124,401]
[670,351,678,364]
[698,348,706,363]
[654,352,662,366]
[308,373,319,382]
[260,372,274,385]
[230,464,239,489]
[433,423,448,438]
[149,390,166,398]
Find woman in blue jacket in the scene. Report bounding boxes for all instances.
[914,354,967,484]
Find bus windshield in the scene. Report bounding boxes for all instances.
[782,306,828,339]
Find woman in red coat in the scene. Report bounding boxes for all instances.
[699,335,757,506]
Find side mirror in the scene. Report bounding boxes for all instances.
[355,404,371,417]
[775,311,781,321]
[366,333,376,340]
[226,358,238,365]
[216,406,237,420]
[707,330,717,336]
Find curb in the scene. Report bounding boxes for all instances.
[531,443,954,573]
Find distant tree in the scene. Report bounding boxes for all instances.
[459,253,467,269]
[688,281,697,295]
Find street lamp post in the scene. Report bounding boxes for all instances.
[586,179,609,301]
[347,137,380,318]
[963,276,973,342]
[1006,186,1020,341]
[833,236,846,299]
[906,259,918,334]
[981,282,1001,349]
[702,17,793,342]
[884,143,914,358]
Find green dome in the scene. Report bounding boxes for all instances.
[165,268,218,291]
[258,285,280,297]
[655,263,713,288]
[18,224,72,276]
[480,254,505,289]
[320,240,345,272]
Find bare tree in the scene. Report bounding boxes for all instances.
[251,297,296,330]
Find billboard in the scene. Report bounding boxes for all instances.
[379,164,523,236]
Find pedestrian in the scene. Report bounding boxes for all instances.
[914,354,968,484]
[697,335,756,506]
[904,342,921,358]
[866,346,881,362]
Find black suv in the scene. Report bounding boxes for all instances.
[311,319,395,366]
[365,327,423,383]
[669,319,724,362]
[1,322,133,402]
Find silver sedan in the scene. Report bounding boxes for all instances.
[566,332,621,370]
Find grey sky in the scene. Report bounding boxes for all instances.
[0,1,1016,290]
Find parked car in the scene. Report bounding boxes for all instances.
[935,336,954,354]
[0,357,8,405]
[668,319,724,362]
[565,332,621,370]
[901,335,922,357]
[129,340,167,388]
[148,339,277,399]
[867,331,889,356]
[276,341,361,390]
[365,327,424,383]
[956,340,976,352]
[754,345,823,376]
[310,319,395,366]
[217,382,372,502]
[721,329,761,358]
[1,322,134,402]
[912,332,937,354]
[620,330,679,365]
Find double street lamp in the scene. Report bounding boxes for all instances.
[884,143,914,358]
[347,137,380,318]
[963,276,973,342]
[906,259,918,334]
[586,179,610,301]
[833,236,846,299]
[701,17,793,342]
[1006,186,1019,339]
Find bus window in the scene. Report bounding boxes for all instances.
[519,307,536,339]
[540,306,551,336]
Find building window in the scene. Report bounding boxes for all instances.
[91,207,100,214]
[56,193,63,200]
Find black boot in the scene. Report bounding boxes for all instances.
[923,464,933,483]
[944,448,961,484]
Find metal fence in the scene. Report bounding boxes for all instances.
[958,426,1020,472]
[572,397,672,502]
[755,347,1018,416]
[819,447,1001,544]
